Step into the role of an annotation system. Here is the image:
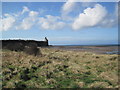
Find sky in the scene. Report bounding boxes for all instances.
[1,1,118,45]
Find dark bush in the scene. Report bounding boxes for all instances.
[24,42,41,56]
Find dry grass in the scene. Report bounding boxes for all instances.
[2,48,119,88]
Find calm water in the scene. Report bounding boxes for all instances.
[106,51,120,54]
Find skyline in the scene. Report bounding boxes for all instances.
[1,1,118,45]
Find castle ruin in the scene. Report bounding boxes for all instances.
[1,37,49,51]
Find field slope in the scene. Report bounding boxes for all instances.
[2,48,119,88]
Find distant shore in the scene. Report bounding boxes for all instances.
[47,45,119,54]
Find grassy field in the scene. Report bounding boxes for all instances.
[2,48,119,88]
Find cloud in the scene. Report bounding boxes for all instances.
[100,13,117,28]
[72,4,107,30]
[17,17,35,30]
[0,17,2,31]
[61,1,96,21]
[81,2,96,8]
[99,3,118,28]
[21,6,30,14]
[16,11,39,30]
[29,11,39,17]
[61,0,76,16]
[0,14,16,31]
[1,6,49,31]
[1,3,117,31]
[38,15,66,30]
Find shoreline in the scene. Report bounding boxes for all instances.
[46,45,119,55]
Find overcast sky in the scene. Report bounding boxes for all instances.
[1,1,118,45]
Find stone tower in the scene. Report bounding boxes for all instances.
[45,37,48,46]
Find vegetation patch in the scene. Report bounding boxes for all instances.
[2,48,119,88]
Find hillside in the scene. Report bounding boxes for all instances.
[2,48,119,88]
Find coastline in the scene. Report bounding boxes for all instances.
[47,45,119,54]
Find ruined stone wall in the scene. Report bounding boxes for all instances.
[1,40,49,50]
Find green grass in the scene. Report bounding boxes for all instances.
[2,48,119,88]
